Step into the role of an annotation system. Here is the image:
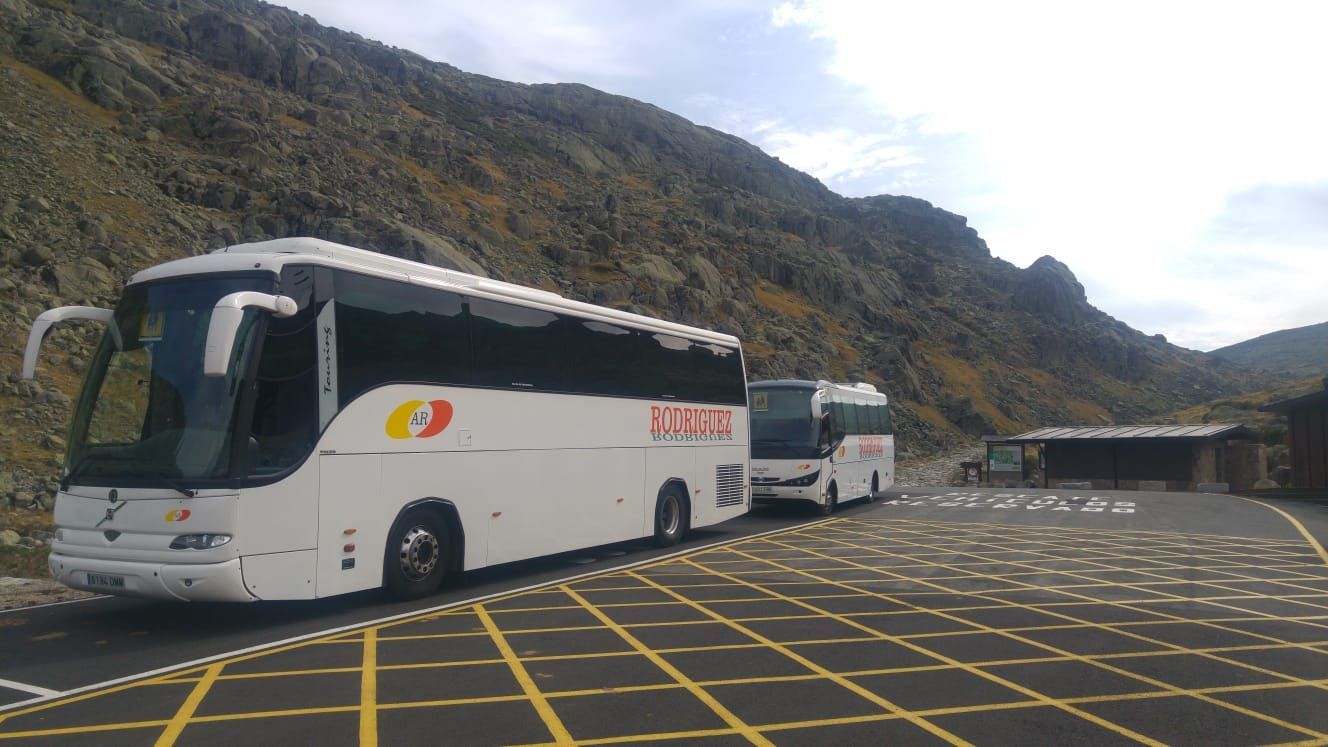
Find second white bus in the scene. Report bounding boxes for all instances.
[23,237,750,601]
[748,379,894,514]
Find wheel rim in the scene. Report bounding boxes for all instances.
[660,495,681,536]
[398,525,440,581]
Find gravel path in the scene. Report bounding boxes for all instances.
[896,445,985,487]
[0,576,94,611]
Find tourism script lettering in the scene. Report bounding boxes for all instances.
[650,405,733,441]
[883,492,1136,513]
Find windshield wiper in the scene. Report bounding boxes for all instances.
[151,471,196,498]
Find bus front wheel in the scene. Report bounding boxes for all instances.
[653,488,689,547]
[819,483,838,516]
[384,509,449,600]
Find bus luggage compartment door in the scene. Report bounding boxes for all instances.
[317,453,385,597]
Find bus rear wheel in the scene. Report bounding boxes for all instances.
[653,488,689,547]
[384,509,449,600]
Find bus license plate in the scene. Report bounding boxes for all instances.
[86,572,125,589]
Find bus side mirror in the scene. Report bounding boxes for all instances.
[22,306,122,380]
[203,292,298,377]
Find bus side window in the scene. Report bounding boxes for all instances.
[564,318,637,397]
[829,393,848,442]
[248,265,318,476]
[334,270,468,407]
[842,394,859,435]
[867,399,883,434]
[690,342,746,405]
[638,332,692,400]
[470,297,561,391]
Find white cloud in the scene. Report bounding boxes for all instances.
[762,128,921,184]
[768,0,1328,348]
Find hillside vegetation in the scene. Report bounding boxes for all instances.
[0,0,1275,501]
[1209,321,1328,379]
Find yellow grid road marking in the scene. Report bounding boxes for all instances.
[475,604,573,745]
[1236,496,1328,566]
[152,662,221,747]
[768,522,1328,741]
[359,628,378,747]
[4,517,1327,745]
[670,554,1166,746]
[560,585,775,746]
[626,569,975,745]
[858,521,1328,649]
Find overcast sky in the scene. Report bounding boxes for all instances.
[279,0,1327,351]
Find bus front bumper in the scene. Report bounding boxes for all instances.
[49,553,256,602]
[751,486,823,503]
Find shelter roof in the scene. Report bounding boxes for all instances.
[1001,423,1255,443]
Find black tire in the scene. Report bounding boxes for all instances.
[653,487,689,547]
[819,482,838,516]
[384,509,449,600]
[868,473,879,503]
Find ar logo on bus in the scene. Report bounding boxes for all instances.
[386,399,454,439]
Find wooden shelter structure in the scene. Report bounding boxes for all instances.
[1004,424,1262,491]
[1261,380,1328,490]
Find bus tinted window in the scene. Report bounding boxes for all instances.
[690,342,746,405]
[334,271,468,406]
[470,298,562,390]
[839,396,853,434]
[562,318,639,397]
[638,332,692,400]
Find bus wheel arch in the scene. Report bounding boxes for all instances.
[653,480,690,547]
[383,499,464,599]
[820,481,838,516]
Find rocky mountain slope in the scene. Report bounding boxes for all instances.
[0,0,1274,500]
[1209,321,1328,379]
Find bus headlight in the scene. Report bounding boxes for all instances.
[169,534,232,550]
[779,471,821,487]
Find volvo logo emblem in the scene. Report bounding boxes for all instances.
[108,489,118,504]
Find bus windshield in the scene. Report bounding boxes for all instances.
[64,275,273,486]
[750,387,823,459]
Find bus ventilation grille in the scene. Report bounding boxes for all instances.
[716,464,745,508]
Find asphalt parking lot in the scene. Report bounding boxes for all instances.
[2,488,1327,745]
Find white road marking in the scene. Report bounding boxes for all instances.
[0,516,835,714]
[0,678,60,697]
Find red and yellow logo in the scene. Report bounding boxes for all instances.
[165,509,191,522]
[386,399,454,439]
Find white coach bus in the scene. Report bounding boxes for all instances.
[748,379,893,514]
[22,237,750,601]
